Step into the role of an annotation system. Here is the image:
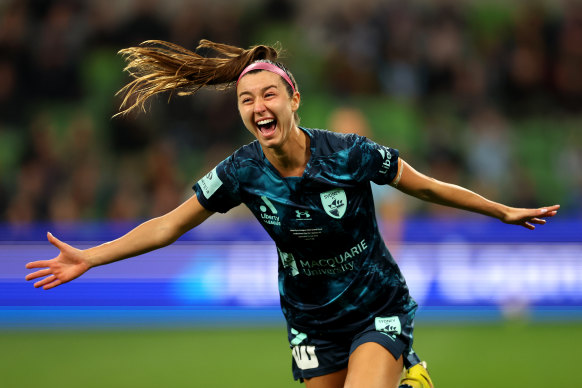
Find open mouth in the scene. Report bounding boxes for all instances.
[257,118,277,136]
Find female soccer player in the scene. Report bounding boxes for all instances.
[25,40,559,388]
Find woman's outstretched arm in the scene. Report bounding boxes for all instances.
[394,159,560,229]
[25,194,214,290]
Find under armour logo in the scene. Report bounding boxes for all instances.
[295,210,311,219]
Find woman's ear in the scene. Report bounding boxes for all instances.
[291,92,301,112]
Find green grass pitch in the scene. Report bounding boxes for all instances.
[1,321,580,387]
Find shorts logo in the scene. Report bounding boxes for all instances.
[290,329,319,370]
[197,167,222,199]
[320,189,347,219]
[292,346,319,370]
[375,316,402,336]
[290,328,307,346]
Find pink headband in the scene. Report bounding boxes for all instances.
[237,62,296,94]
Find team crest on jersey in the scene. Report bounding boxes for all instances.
[320,189,347,219]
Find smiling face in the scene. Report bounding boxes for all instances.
[237,70,300,151]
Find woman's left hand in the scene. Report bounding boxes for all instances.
[501,204,560,230]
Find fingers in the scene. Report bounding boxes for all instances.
[523,222,535,230]
[43,278,63,290]
[47,232,67,250]
[539,205,560,216]
[536,210,558,220]
[26,233,76,291]
[519,205,560,229]
[34,275,57,289]
[25,260,51,269]
[25,268,52,281]
[26,267,65,290]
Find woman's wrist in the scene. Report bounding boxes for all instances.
[491,203,511,221]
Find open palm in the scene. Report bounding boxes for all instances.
[25,232,91,290]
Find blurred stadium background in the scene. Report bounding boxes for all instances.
[1,0,581,387]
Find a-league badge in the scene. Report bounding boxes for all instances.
[320,189,347,219]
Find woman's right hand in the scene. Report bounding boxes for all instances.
[25,232,91,290]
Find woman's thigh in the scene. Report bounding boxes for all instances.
[304,368,347,388]
[344,342,403,388]
[302,343,403,388]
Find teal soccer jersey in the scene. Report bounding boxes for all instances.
[193,127,417,336]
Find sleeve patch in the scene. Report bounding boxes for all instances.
[377,146,393,175]
[197,167,223,199]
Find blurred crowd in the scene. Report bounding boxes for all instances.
[0,0,581,223]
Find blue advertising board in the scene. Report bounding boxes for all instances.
[2,218,581,328]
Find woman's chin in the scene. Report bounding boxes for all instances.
[257,126,280,144]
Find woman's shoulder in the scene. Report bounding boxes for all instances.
[305,127,365,154]
[229,139,263,161]
[307,127,359,140]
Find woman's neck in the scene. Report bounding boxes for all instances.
[264,126,310,177]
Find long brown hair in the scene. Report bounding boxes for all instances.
[115,39,297,116]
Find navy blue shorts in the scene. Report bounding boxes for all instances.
[288,313,421,381]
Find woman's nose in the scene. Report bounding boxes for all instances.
[253,98,266,113]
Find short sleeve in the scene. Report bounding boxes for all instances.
[351,137,401,186]
[193,155,242,213]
